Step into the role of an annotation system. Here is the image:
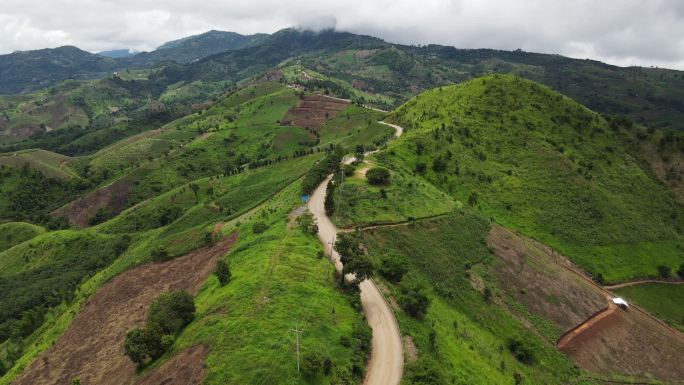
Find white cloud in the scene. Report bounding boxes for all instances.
[0,0,682,69]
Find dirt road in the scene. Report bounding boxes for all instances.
[307,122,404,385]
[604,279,683,290]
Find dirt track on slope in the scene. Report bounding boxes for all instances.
[307,122,404,385]
[13,233,238,385]
[604,279,684,290]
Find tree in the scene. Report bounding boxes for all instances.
[124,327,163,366]
[189,183,200,204]
[324,180,336,216]
[432,157,448,172]
[379,255,408,282]
[344,253,374,283]
[678,263,684,279]
[215,260,231,286]
[366,167,391,185]
[467,191,479,207]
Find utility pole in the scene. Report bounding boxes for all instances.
[291,325,303,372]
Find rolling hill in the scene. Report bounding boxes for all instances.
[1,27,683,385]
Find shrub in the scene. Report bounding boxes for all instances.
[124,291,195,366]
[366,167,391,185]
[398,279,430,318]
[301,352,323,377]
[507,338,535,364]
[253,222,269,234]
[342,164,356,177]
[405,357,447,385]
[467,191,479,207]
[215,260,231,286]
[296,212,318,235]
[678,263,684,279]
[147,291,196,336]
[151,246,170,261]
[88,207,112,226]
[657,265,671,278]
[378,254,408,282]
[124,327,163,365]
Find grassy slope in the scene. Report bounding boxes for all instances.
[0,222,45,253]
[613,283,684,331]
[360,212,598,385]
[332,164,457,228]
[173,180,366,384]
[0,149,75,179]
[382,74,683,283]
[0,89,388,378]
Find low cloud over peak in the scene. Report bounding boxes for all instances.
[1,0,682,70]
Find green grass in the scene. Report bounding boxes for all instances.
[170,180,368,384]
[359,212,599,385]
[0,149,75,179]
[613,283,684,331]
[382,74,684,283]
[0,222,45,253]
[318,105,392,149]
[332,163,457,228]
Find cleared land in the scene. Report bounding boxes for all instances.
[281,94,349,129]
[13,234,237,385]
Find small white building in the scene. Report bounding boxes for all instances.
[612,297,629,309]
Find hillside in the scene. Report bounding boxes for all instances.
[378,74,683,283]
[2,31,684,385]
[0,46,118,95]
[125,30,267,66]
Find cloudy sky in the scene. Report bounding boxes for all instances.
[1,0,683,70]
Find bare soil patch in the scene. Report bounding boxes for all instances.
[52,178,133,227]
[487,225,606,331]
[487,225,684,382]
[13,233,238,385]
[135,345,208,385]
[560,306,684,382]
[281,95,349,129]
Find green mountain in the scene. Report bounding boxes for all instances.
[1,28,683,385]
[0,46,118,94]
[378,74,683,283]
[125,30,268,66]
[97,49,137,59]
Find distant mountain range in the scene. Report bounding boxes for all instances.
[1,28,683,132]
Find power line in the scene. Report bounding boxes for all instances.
[290,325,304,373]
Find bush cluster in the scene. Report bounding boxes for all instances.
[124,291,195,367]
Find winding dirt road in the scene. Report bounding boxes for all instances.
[307,122,404,385]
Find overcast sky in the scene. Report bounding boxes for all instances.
[1,0,683,70]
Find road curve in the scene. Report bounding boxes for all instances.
[307,122,404,385]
